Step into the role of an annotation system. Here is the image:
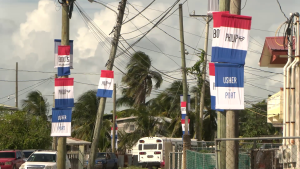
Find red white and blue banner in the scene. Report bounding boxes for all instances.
[97,70,114,98]
[111,116,118,149]
[180,95,190,112]
[212,12,252,65]
[213,63,244,109]
[54,39,73,69]
[56,46,71,76]
[55,78,74,108]
[51,108,72,136]
[181,102,187,120]
[181,119,190,135]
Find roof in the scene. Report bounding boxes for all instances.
[259,36,298,68]
[117,116,172,123]
[0,104,18,111]
[67,137,91,145]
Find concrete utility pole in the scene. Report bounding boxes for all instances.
[112,83,116,153]
[218,0,230,168]
[52,74,58,151]
[87,1,127,169]
[179,4,190,169]
[57,1,70,169]
[16,62,18,108]
[226,0,240,169]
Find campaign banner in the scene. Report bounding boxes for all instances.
[51,108,72,137]
[55,78,74,108]
[97,70,114,98]
[181,119,190,135]
[54,39,73,69]
[57,46,71,76]
[214,63,244,109]
[212,13,252,64]
[181,102,187,120]
[209,63,224,111]
[180,95,190,111]
[111,116,118,149]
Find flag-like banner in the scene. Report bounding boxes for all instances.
[57,46,71,76]
[212,12,252,64]
[209,63,224,111]
[181,119,190,135]
[51,108,72,136]
[97,70,114,98]
[214,63,244,109]
[180,95,191,111]
[111,116,118,149]
[55,78,74,108]
[54,39,73,69]
[181,102,187,120]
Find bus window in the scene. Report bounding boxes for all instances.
[138,144,142,150]
[159,144,162,150]
[144,144,157,150]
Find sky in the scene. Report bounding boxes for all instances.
[0,0,299,115]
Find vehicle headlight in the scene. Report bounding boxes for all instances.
[5,161,12,165]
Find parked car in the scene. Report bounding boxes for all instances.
[21,150,36,161]
[84,152,118,169]
[0,150,25,169]
[19,150,71,169]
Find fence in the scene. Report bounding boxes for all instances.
[215,136,300,169]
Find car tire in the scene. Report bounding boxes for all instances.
[113,163,118,169]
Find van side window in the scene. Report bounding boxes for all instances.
[138,144,142,150]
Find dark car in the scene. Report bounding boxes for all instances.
[85,152,118,169]
[0,150,25,169]
[21,150,36,161]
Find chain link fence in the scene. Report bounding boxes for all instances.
[215,136,300,169]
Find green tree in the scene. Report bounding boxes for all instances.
[0,111,51,149]
[71,90,112,151]
[240,100,277,137]
[120,51,163,106]
[22,90,49,120]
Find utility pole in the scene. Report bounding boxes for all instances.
[57,1,70,169]
[52,74,58,151]
[179,4,190,169]
[218,0,230,168]
[112,83,116,153]
[226,0,240,169]
[87,1,127,169]
[195,92,200,139]
[16,62,18,108]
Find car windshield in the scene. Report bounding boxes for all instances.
[0,152,15,158]
[27,154,56,162]
[23,152,34,158]
[96,153,106,159]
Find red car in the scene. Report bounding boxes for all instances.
[0,150,25,169]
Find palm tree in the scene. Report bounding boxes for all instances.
[22,90,49,120]
[120,51,163,106]
[72,90,112,150]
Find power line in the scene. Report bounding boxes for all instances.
[276,0,288,20]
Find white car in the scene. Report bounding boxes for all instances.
[19,150,71,169]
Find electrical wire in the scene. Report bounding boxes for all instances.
[276,0,288,20]
[122,0,155,25]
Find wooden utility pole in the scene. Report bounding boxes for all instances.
[195,92,200,139]
[179,4,190,169]
[52,74,58,151]
[218,0,230,168]
[112,83,116,153]
[57,1,70,169]
[226,0,240,169]
[15,62,18,108]
[87,1,127,169]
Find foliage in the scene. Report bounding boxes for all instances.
[239,100,277,137]
[0,111,51,149]
[120,51,163,106]
[22,90,49,120]
[71,90,112,151]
